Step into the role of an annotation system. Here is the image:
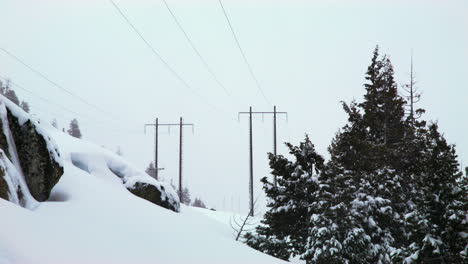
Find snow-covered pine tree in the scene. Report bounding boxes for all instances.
[0,80,31,111]
[20,101,30,113]
[192,197,207,209]
[245,135,324,261]
[305,47,413,263]
[2,82,20,106]
[402,123,467,263]
[304,102,373,263]
[67,118,82,139]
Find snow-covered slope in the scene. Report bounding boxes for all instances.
[0,102,286,264]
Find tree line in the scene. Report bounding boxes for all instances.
[244,47,467,264]
[0,79,82,139]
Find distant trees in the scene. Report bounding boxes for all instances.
[51,118,58,129]
[178,187,191,205]
[145,162,156,178]
[0,79,31,113]
[1,80,20,105]
[192,197,206,209]
[166,178,207,207]
[245,47,467,264]
[19,101,30,113]
[67,118,82,139]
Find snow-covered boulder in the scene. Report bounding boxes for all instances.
[5,109,63,201]
[0,97,63,207]
[71,152,180,212]
[107,156,180,212]
[127,181,179,212]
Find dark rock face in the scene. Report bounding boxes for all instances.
[0,119,10,160]
[127,182,178,212]
[6,109,63,202]
[0,167,8,200]
[107,164,179,212]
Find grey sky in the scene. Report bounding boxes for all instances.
[1,0,467,213]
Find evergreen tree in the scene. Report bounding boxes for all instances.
[67,118,82,138]
[2,81,20,106]
[247,46,467,264]
[192,197,207,208]
[177,187,191,205]
[402,124,467,263]
[305,47,412,263]
[246,135,325,261]
[51,118,58,129]
[0,80,31,112]
[20,101,30,113]
[145,162,156,178]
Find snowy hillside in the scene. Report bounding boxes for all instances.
[0,98,286,264]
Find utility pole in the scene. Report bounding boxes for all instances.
[155,118,159,179]
[179,117,183,204]
[249,106,253,216]
[238,105,287,216]
[273,105,277,157]
[144,117,194,203]
[145,118,163,180]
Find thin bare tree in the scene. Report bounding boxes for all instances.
[402,51,424,126]
[230,196,261,241]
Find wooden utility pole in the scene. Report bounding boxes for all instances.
[238,106,287,216]
[145,118,163,180]
[155,118,159,179]
[179,117,183,203]
[249,106,253,216]
[273,106,277,156]
[144,118,194,202]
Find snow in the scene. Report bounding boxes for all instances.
[0,102,286,264]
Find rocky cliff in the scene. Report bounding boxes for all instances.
[0,98,63,208]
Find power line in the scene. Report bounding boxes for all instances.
[109,0,234,121]
[0,75,141,134]
[217,0,271,106]
[0,47,111,116]
[160,0,231,96]
[0,74,82,117]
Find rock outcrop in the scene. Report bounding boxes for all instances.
[0,167,7,200]
[127,182,179,212]
[6,110,63,201]
[108,162,180,212]
[0,99,64,206]
[70,152,180,213]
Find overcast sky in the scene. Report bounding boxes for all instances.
[1,0,467,213]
